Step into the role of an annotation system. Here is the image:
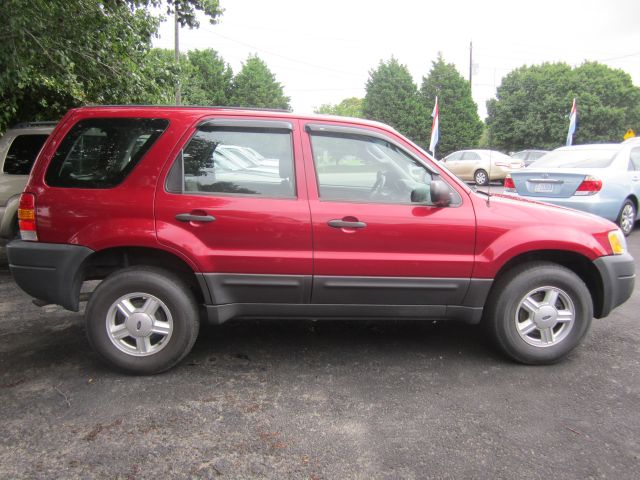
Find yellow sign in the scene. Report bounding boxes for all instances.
[624,129,636,140]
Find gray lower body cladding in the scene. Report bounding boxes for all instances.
[199,273,493,325]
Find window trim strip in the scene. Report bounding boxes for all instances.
[198,119,293,130]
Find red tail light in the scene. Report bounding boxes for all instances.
[503,175,515,190]
[18,193,38,241]
[574,176,602,196]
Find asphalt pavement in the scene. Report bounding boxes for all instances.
[0,228,639,479]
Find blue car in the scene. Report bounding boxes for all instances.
[504,143,640,235]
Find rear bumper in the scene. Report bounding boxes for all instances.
[488,166,511,181]
[7,240,93,311]
[593,253,635,318]
[504,192,620,222]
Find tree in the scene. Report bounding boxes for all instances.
[0,1,223,132]
[146,0,223,27]
[420,54,484,157]
[182,49,233,106]
[138,48,184,105]
[315,97,364,118]
[229,55,290,110]
[363,58,427,146]
[486,62,640,151]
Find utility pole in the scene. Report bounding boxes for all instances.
[469,41,473,93]
[174,11,181,105]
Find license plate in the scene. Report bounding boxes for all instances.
[534,183,554,193]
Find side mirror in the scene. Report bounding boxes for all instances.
[430,179,452,207]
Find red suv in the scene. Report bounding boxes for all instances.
[7,106,635,374]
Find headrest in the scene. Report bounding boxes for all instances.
[279,156,293,180]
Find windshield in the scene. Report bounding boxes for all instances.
[530,148,619,168]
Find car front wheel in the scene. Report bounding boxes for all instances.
[484,262,592,364]
[85,266,200,374]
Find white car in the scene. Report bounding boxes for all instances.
[0,121,56,238]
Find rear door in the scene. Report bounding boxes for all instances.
[460,151,482,179]
[155,117,313,305]
[301,122,476,306]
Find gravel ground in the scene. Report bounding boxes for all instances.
[0,231,639,479]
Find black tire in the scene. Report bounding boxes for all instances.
[474,169,489,186]
[484,262,593,365]
[85,266,200,374]
[11,215,20,240]
[616,199,636,236]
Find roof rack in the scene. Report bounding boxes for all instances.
[12,121,58,129]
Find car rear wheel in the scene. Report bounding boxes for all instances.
[484,262,592,364]
[617,199,636,236]
[86,266,200,374]
[474,169,489,186]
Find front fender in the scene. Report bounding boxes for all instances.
[473,225,609,278]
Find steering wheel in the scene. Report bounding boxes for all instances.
[369,170,386,198]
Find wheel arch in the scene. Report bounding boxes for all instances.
[81,246,210,305]
[487,249,606,318]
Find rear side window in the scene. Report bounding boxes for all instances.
[168,126,295,198]
[3,134,49,175]
[45,118,169,188]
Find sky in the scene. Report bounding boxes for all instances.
[153,0,640,118]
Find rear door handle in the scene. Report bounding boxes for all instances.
[327,219,367,229]
[175,213,216,223]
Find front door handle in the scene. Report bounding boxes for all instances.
[327,219,367,229]
[176,213,216,223]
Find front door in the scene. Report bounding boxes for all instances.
[301,122,476,306]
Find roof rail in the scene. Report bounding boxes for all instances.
[207,105,291,113]
[12,121,58,129]
[82,104,292,113]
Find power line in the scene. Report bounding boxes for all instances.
[597,51,640,62]
[210,31,363,78]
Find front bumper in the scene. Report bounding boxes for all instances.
[7,240,94,311]
[593,252,635,318]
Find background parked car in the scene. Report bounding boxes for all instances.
[511,149,549,167]
[0,121,56,238]
[504,143,640,235]
[441,149,524,186]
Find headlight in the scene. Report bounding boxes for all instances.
[608,229,627,255]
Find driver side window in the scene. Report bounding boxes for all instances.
[309,133,433,204]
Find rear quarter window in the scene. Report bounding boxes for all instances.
[3,134,49,175]
[45,118,169,188]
